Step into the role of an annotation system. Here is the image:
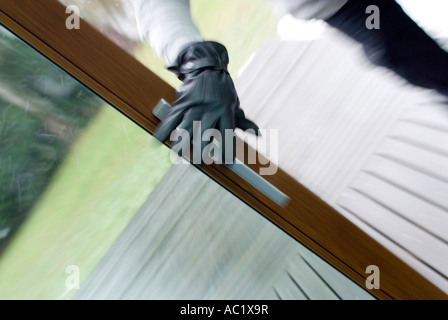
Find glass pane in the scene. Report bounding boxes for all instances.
[54,0,448,296]
[0,12,374,300]
[0,24,172,299]
[73,162,375,300]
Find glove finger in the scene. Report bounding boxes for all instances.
[235,107,261,136]
[154,107,186,143]
[200,113,220,164]
[174,109,204,161]
[219,112,236,164]
[236,117,261,136]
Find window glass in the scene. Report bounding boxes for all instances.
[0,24,172,299]
[0,1,375,300]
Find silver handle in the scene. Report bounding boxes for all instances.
[153,99,290,207]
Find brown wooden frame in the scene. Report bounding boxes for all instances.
[1,0,446,300]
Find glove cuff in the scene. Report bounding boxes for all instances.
[168,41,230,81]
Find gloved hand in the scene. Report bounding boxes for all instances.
[154,41,259,164]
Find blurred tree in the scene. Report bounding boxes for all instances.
[0,26,102,253]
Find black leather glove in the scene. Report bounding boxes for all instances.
[326,0,448,94]
[154,41,259,164]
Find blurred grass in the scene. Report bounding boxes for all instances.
[0,0,278,300]
[0,106,173,300]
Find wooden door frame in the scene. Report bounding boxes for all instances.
[1,0,446,300]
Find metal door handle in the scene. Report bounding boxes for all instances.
[153,99,290,207]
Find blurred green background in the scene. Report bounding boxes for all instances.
[0,0,278,300]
